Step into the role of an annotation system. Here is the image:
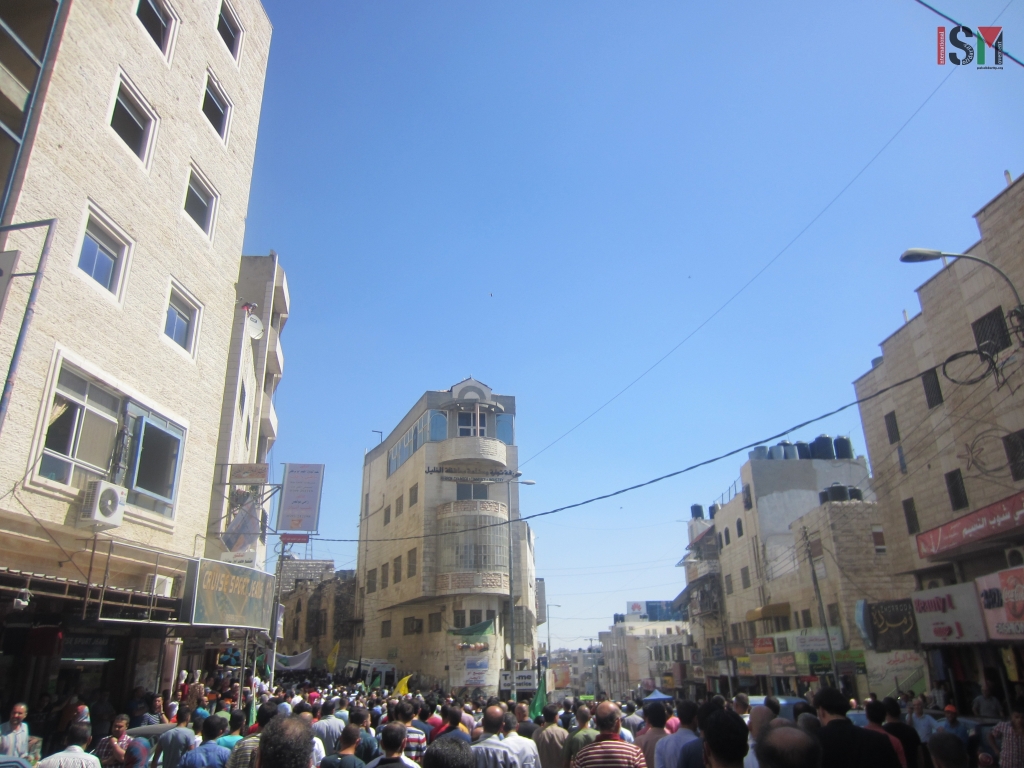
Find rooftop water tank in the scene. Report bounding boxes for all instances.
[783,443,800,460]
[796,442,811,459]
[819,491,829,505]
[848,487,864,501]
[827,483,850,502]
[709,503,720,519]
[834,436,854,460]
[691,504,705,520]
[751,446,769,461]
[769,445,785,460]
[811,435,836,460]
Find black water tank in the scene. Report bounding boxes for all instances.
[848,487,864,501]
[796,442,811,459]
[834,436,854,460]
[827,483,850,502]
[691,504,704,520]
[709,503,720,519]
[819,491,829,505]
[811,435,836,460]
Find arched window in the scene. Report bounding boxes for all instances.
[296,599,302,614]
[736,518,744,538]
[718,533,723,550]
[724,528,731,545]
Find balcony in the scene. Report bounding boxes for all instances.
[261,392,278,440]
[266,326,284,375]
[274,265,290,317]
[435,499,510,597]
[437,436,507,469]
[437,499,508,520]
[696,560,721,578]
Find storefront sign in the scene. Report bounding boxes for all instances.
[711,644,726,659]
[500,670,538,691]
[753,638,775,654]
[803,650,867,676]
[726,642,751,658]
[187,559,277,631]
[280,464,325,532]
[661,674,675,689]
[750,655,772,676]
[717,660,732,676]
[788,627,845,653]
[917,490,1024,558]
[911,582,987,644]
[464,656,489,687]
[869,599,920,651]
[642,678,656,690]
[770,652,798,676]
[62,635,112,661]
[690,649,703,665]
[976,566,1024,640]
[736,657,754,676]
[691,666,705,679]
[230,463,270,484]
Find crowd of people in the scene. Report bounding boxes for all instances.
[1,678,1022,768]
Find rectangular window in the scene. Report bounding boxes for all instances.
[902,498,920,534]
[972,307,1012,354]
[945,468,969,511]
[78,220,125,293]
[366,568,376,594]
[813,557,827,581]
[731,624,739,642]
[808,538,824,559]
[383,505,390,525]
[742,484,753,510]
[457,412,486,437]
[393,556,402,584]
[452,609,466,629]
[184,170,216,233]
[724,574,733,595]
[827,603,841,627]
[202,75,229,137]
[381,562,389,589]
[776,615,791,632]
[137,0,170,50]
[801,609,813,628]
[409,483,418,507]
[740,566,750,590]
[403,617,422,635]
[428,612,442,633]
[495,413,514,445]
[238,383,246,416]
[217,1,242,57]
[922,368,944,408]
[872,526,887,553]
[395,495,404,516]
[111,83,153,160]
[381,620,391,638]
[469,609,482,626]
[486,609,496,626]
[40,367,121,486]
[164,289,198,352]
[407,548,417,578]
[130,415,182,504]
[898,445,908,474]
[793,611,800,629]
[884,411,901,444]
[456,483,488,501]
[363,493,369,518]
[1003,429,1024,482]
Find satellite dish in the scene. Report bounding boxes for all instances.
[246,313,265,340]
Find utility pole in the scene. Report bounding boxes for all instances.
[507,477,516,703]
[803,526,839,688]
[715,534,735,698]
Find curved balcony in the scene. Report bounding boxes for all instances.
[435,499,510,596]
[437,499,508,520]
[437,436,507,469]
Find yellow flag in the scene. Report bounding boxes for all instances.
[326,641,341,673]
[394,674,413,695]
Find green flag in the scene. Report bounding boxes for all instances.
[370,674,381,689]
[529,670,547,720]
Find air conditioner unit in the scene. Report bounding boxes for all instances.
[145,575,177,598]
[1006,547,1024,568]
[79,481,127,530]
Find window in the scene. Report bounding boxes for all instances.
[202,75,229,137]
[827,603,841,627]
[775,615,791,632]
[403,617,422,635]
[395,495,404,517]
[945,468,969,511]
[898,445,908,474]
[388,410,445,475]
[137,0,171,50]
[383,505,391,525]
[452,609,466,629]
[111,82,154,160]
[164,289,198,352]
[381,562,389,589]
[363,493,369,518]
[724,528,730,545]
[129,406,184,508]
[922,368,944,408]
[78,220,125,293]
[724,574,733,594]
[793,611,800,628]
[409,483,418,507]
[972,307,1012,354]
[872,526,887,553]
[217,1,242,58]
[407,548,417,578]
[486,609,496,626]
[718,533,723,550]
[902,498,920,534]
[740,566,750,590]
[457,412,486,437]
[496,413,514,445]
[184,170,216,233]
[801,609,813,628]
[1003,429,1024,482]
[456,483,488,501]
[428,612,442,633]
[238,383,246,416]
[813,557,827,580]
[365,568,376,594]
[736,518,744,538]
[393,556,402,583]
[884,411,901,444]
[381,620,391,638]
[742,484,753,510]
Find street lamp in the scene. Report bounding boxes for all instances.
[500,474,535,703]
[900,249,1024,340]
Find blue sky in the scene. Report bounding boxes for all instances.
[243,0,1024,650]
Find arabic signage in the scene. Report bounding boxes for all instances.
[750,655,772,676]
[770,652,798,676]
[911,582,987,644]
[753,638,775,654]
[773,627,845,653]
[229,463,270,484]
[736,657,754,676]
[711,644,726,659]
[464,656,489,687]
[187,559,276,631]
[280,533,309,544]
[803,650,867,676]
[976,566,1024,641]
[280,464,325,532]
[869,599,920,651]
[917,490,1024,558]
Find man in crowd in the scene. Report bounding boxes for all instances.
[396,702,428,764]
[367,723,418,768]
[315,699,348,756]
[621,704,643,738]
[141,696,169,727]
[732,695,750,724]
[322,725,367,768]
[534,705,568,768]
[0,702,30,759]
[635,703,669,768]
[935,707,968,748]
[654,700,697,768]
[569,703,644,768]
[217,712,247,751]
[986,699,1024,768]
[423,739,474,768]
[470,707,517,768]
[753,722,821,768]
[352,708,383,764]
[745,706,775,768]
[502,713,540,768]
[907,699,938,746]
[38,723,101,768]
[561,707,597,768]
[972,682,1003,720]
[95,715,132,767]
[255,715,313,768]
[700,710,748,768]
[559,702,574,732]
[180,715,231,768]
[814,687,901,768]
[434,709,471,745]
[226,702,277,768]
[881,697,921,768]
[152,705,196,768]
[864,700,907,768]
[679,699,725,768]
[925,732,966,768]
[413,706,434,741]
[515,704,539,739]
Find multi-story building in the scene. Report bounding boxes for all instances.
[278,557,336,595]
[854,175,1024,712]
[356,379,538,695]
[602,613,687,700]
[0,0,273,709]
[279,570,359,668]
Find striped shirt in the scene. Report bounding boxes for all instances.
[571,735,645,768]
[402,725,427,763]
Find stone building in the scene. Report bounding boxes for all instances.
[0,0,274,709]
[602,615,685,701]
[356,379,538,695]
[280,571,359,668]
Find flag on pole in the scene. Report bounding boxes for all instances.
[326,641,341,673]
[529,669,547,720]
[370,674,381,689]
[394,674,413,696]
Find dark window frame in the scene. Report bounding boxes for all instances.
[922,368,944,409]
[945,468,970,511]
[884,411,901,445]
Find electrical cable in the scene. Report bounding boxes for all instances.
[912,0,1023,67]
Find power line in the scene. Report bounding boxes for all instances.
[912,0,1023,67]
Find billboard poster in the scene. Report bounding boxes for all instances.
[911,582,987,644]
[464,656,489,686]
[627,601,644,614]
[753,638,775,654]
[869,599,920,651]
[230,463,270,484]
[280,464,325,532]
[553,663,571,689]
[976,567,1024,640]
[770,653,798,676]
[188,559,276,631]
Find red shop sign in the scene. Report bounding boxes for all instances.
[917,490,1024,558]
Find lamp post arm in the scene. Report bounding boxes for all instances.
[945,252,1024,313]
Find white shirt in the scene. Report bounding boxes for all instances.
[37,745,102,768]
[312,736,326,766]
[502,732,540,768]
[743,735,759,768]
[470,735,519,768]
[365,756,418,768]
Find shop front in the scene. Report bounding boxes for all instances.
[975,566,1024,703]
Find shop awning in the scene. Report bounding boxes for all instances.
[745,603,790,622]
